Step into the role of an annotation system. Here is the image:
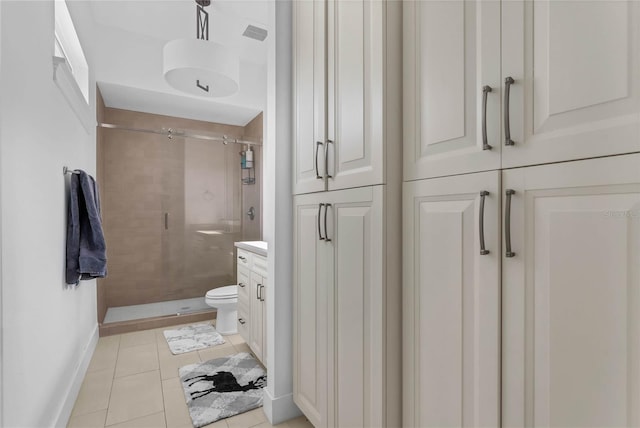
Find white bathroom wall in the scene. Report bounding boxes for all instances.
[262,0,301,424]
[0,2,98,426]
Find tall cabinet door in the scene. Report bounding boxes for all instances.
[403,171,501,427]
[325,0,385,190]
[501,1,640,168]
[502,154,640,427]
[403,0,501,181]
[293,193,329,428]
[293,0,327,195]
[324,186,385,427]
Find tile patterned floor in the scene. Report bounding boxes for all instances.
[67,323,313,428]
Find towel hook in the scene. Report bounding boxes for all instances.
[63,166,80,175]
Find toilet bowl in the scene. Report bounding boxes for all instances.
[205,285,238,335]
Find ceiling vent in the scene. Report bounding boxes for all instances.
[242,25,268,42]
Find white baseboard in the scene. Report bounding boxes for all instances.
[54,324,99,428]
[263,389,302,425]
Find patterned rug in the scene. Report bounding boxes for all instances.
[179,352,267,427]
[163,323,225,355]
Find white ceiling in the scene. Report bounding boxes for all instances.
[68,0,269,126]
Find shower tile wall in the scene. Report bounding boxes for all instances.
[98,107,261,311]
[241,113,263,241]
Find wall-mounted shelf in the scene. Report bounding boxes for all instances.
[242,166,255,185]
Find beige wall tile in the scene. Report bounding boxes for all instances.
[106,371,164,426]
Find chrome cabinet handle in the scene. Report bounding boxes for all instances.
[479,191,490,255]
[239,282,246,288]
[504,77,515,146]
[256,283,261,300]
[318,203,325,240]
[325,140,333,179]
[238,256,246,261]
[482,86,493,150]
[315,141,323,179]
[238,318,246,325]
[505,189,516,257]
[324,203,332,242]
[260,285,265,302]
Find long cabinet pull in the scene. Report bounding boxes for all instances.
[260,285,265,302]
[257,283,262,300]
[505,189,516,258]
[318,203,325,241]
[504,77,515,146]
[479,191,490,255]
[315,141,324,179]
[164,212,169,230]
[324,203,332,242]
[325,140,333,179]
[482,86,493,150]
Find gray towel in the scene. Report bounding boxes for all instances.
[65,170,107,285]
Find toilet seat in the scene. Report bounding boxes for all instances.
[206,285,238,300]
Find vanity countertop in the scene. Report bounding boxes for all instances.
[234,241,268,257]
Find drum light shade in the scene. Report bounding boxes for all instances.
[163,38,239,97]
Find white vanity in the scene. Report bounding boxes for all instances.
[235,241,267,365]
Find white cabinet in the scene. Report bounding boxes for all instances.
[403,154,640,427]
[403,0,502,180]
[405,0,640,180]
[293,185,401,428]
[235,247,267,365]
[501,1,640,168]
[403,171,501,427]
[293,0,401,194]
[502,154,640,427]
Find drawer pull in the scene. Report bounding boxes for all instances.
[504,77,515,146]
[239,282,245,288]
[479,191,490,255]
[238,318,246,325]
[238,256,247,261]
[482,86,493,150]
[505,189,516,258]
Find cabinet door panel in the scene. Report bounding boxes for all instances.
[293,0,326,195]
[403,171,501,427]
[293,194,329,427]
[249,272,264,362]
[502,1,640,168]
[327,0,384,190]
[324,186,383,427]
[502,154,640,427]
[404,0,501,180]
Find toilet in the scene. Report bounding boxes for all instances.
[205,285,238,335]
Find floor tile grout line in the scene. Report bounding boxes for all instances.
[104,334,121,427]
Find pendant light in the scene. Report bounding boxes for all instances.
[163,0,239,97]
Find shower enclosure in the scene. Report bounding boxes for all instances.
[99,125,261,325]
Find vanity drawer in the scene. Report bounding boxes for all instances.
[237,303,250,342]
[237,249,251,268]
[237,266,250,305]
[252,254,268,277]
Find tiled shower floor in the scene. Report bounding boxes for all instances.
[104,297,211,323]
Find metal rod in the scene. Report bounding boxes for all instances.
[63,166,80,175]
[98,123,261,146]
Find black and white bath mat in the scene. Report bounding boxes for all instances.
[179,352,266,427]
[163,323,225,355]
